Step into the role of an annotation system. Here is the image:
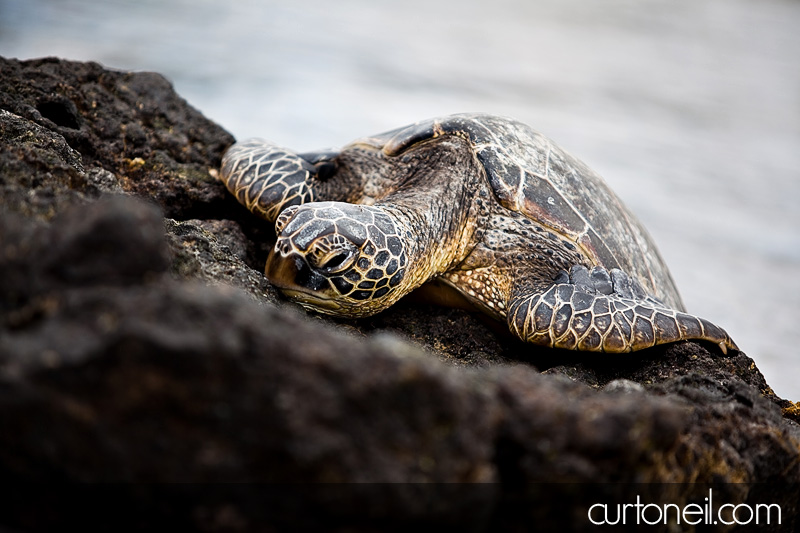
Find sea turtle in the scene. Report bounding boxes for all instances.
[219,113,736,353]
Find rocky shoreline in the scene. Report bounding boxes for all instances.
[1,56,798,531]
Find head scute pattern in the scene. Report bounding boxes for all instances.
[220,113,737,354]
[266,202,409,314]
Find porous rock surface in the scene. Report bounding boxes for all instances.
[1,56,798,532]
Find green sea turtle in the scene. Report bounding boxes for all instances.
[219,113,736,353]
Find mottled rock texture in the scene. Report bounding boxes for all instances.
[1,56,798,532]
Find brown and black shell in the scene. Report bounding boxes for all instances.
[353,113,683,311]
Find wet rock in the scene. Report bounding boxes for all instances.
[0,56,235,220]
[0,195,167,315]
[1,56,798,532]
[165,218,278,303]
[0,108,87,220]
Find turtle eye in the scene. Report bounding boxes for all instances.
[311,249,356,273]
[320,251,350,270]
[307,236,357,273]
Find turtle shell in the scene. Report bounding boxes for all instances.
[352,113,683,310]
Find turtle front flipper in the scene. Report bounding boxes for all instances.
[507,265,737,353]
[220,140,320,222]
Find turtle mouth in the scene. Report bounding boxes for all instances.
[265,251,343,312]
[281,288,343,312]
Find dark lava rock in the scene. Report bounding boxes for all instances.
[1,56,798,532]
[0,56,235,221]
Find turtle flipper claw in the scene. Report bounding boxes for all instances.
[508,269,737,353]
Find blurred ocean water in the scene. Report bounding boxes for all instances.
[1,0,798,398]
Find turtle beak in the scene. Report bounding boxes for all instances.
[265,249,328,293]
[264,250,299,290]
[265,249,344,312]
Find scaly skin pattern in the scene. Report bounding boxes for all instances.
[219,140,317,221]
[506,266,734,353]
[266,202,412,316]
[219,114,738,354]
[228,134,486,318]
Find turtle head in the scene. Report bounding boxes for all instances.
[265,202,409,317]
